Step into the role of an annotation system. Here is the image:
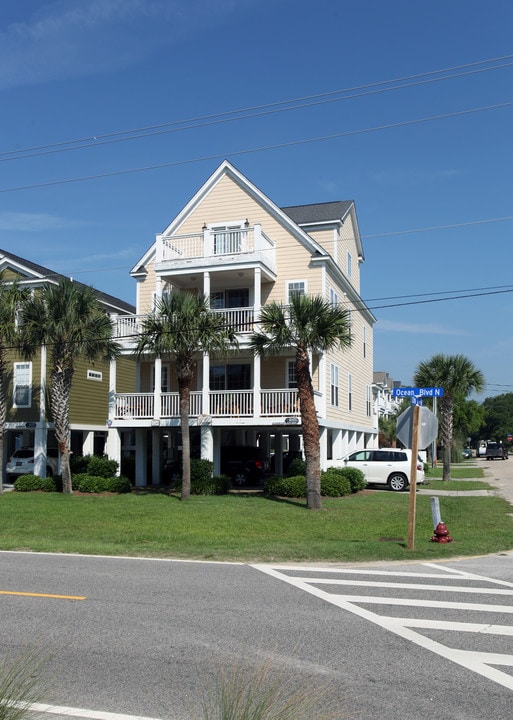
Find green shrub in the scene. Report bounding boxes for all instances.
[13,474,57,492]
[86,455,119,478]
[264,475,306,498]
[71,474,131,493]
[70,454,119,478]
[325,466,367,493]
[190,458,214,483]
[320,468,351,497]
[191,474,231,495]
[287,457,306,477]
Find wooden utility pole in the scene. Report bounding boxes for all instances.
[407,403,420,550]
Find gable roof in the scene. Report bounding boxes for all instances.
[0,248,135,315]
[281,200,354,225]
[132,160,331,274]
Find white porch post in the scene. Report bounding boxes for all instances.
[83,431,95,456]
[319,426,328,471]
[105,429,122,475]
[153,357,162,421]
[200,424,213,462]
[108,358,117,424]
[253,267,261,419]
[135,428,147,487]
[152,427,161,485]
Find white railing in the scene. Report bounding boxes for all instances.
[260,389,299,416]
[161,392,202,417]
[112,315,145,339]
[158,226,275,263]
[116,393,154,418]
[209,390,254,416]
[213,307,255,333]
[114,389,301,420]
[161,233,204,259]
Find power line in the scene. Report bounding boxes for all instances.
[2,99,513,195]
[2,54,513,163]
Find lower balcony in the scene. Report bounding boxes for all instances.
[114,389,301,420]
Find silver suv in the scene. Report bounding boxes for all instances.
[6,447,59,481]
[334,448,425,491]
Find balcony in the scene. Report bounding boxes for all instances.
[112,306,256,347]
[155,224,277,278]
[114,389,302,421]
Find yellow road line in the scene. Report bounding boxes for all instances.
[0,590,86,600]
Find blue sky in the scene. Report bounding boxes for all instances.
[1,0,512,400]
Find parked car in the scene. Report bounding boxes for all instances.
[5,447,59,481]
[221,446,271,485]
[462,447,472,459]
[333,448,425,491]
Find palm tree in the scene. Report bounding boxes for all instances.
[0,274,30,494]
[135,291,237,500]
[250,293,352,510]
[414,353,484,481]
[20,279,120,494]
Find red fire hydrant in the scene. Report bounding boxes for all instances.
[431,522,453,543]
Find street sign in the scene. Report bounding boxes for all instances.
[392,387,444,398]
[396,405,439,450]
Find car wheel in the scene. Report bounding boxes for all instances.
[388,473,408,492]
[46,466,53,476]
[233,471,247,486]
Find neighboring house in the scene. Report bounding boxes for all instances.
[0,250,136,479]
[373,372,402,418]
[107,160,377,484]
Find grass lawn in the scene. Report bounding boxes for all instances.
[425,465,484,480]
[1,488,512,563]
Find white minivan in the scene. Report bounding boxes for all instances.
[333,448,425,491]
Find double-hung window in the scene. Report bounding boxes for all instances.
[13,362,32,408]
[330,363,339,407]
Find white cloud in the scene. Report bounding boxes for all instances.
[0,211,77,231]
[0,0,252,90]
[375,319,468,336]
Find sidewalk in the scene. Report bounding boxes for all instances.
[418,460,513,505]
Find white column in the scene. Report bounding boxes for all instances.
[203,270,210,298]
[152,427,161,485]
[253,267,261,419]
[33,426,47,478]
[135,428,147,487]
[83,431,95,456]
[108,358,117,422]
[200,424,213,462]
[202,352,210,418]
[153,357,162,420]
[105,429,121,475]
[319,426,328,471]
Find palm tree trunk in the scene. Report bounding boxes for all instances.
[440,397,454,482]
[179,379,191,500]
[296,350,321,510]
[50,369,73,494]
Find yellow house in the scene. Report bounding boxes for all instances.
[1,250,136,480]
[108,160,377,485]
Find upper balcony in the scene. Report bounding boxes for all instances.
[155,224,277,280]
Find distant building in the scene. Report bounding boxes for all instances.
[373,372,402,418]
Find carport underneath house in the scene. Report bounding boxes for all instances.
[106,402,375,487]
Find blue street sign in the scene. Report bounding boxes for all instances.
[392,387,444,398]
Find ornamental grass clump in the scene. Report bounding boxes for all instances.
[200,657,338,720]
[0,645,50,720]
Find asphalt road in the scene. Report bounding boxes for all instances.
[1,549,513,720]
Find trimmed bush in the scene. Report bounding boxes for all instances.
[70,454,119,478]
[71,474,132,493]
[264,475,306,498]
[320,468,351,497]
[14,474,57,492]
[287,457,306,477]
[191,474,231,496]
[326,466,367,493]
